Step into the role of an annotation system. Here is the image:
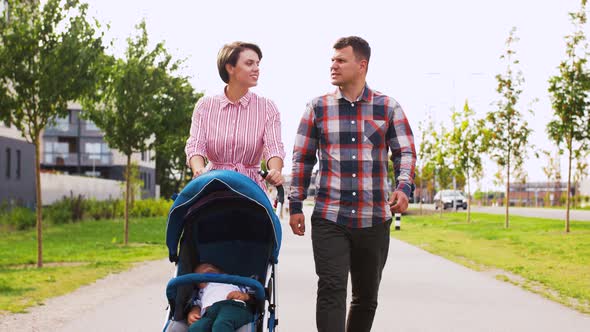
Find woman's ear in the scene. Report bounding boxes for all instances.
[226,63,234,77]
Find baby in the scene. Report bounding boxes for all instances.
[187,263,253,332]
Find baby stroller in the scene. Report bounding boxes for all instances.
[162,170,283,332]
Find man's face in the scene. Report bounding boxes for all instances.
[330,46,364,87]
[227,49,260,88]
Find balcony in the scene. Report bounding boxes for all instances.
[44,152,78,166]
[81,153,112,166]
[44,121,78,136]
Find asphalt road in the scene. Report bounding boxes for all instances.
[2,204,589,331]
[414,203,590,221]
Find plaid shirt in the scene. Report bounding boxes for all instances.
[289,85,416,228]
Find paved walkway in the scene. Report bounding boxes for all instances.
[1,204,589,331]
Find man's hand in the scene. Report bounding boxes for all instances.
[389,191,409,213]
[264,169,284,186]
[289,213,305,236]
[227,291,250,301]
[187,306,201,325]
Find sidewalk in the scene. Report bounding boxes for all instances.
[278,204,590,331]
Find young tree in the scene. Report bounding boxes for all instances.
[485,27,533,228]
[0,0,105,267]
[547,0,590,232]
[152,75,201,199]
[448,101,485,223]
[572,150,589,208]
[83,20,175,244]
[417,119,436,214]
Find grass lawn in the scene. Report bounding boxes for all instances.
[0,217,167,314]
[392,211,590,313]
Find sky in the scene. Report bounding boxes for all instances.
[79,0,588,191]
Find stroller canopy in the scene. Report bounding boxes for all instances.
[166,170,282,265]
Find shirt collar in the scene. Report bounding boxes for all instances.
[334,83,373,103]
[220,88,252,109]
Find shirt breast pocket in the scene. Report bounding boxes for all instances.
[363,120,387,145]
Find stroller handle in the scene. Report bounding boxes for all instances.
[258,170,285,205]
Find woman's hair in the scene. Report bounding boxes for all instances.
[217,41,263,84]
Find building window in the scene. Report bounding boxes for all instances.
[16,149,21,179]
[5,148,10,179]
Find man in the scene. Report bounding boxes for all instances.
[289,36,416,332]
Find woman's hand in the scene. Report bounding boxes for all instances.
[192,167,206,179]
[264,169,284,186]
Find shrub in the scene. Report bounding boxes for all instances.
[0,207,36,230]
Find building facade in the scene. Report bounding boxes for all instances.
[0,124,36,208]
[41,103,156,198]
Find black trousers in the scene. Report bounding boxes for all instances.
[311,217,391,332]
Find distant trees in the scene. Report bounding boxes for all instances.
[448,101,486,223]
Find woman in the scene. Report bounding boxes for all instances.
[185,41,285,191]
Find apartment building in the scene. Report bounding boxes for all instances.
[41,103,157,198]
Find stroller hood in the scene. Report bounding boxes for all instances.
[166,170,282,264]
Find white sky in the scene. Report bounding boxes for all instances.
[80,0,588,190]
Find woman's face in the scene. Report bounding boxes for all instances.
[227,49,260,88]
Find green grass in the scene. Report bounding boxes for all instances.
[0,217,167,314]
[392,211,590,313]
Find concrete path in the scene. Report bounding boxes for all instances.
[2,204,589,331]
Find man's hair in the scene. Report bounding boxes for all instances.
[217,41,263,84]
[333,36,371,63]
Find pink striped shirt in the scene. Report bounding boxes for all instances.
[185,90,286,191]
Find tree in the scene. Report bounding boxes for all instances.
[152,75,201,199]
[416,119,436,213]
[448,101,485,223]
[484,27,533,228]
[539,149,562,207]
[0,0,105,267]
[83,20,175,245]
[547,0,590,232]
[572,150,589,208]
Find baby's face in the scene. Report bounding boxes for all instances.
[195,263,220,274]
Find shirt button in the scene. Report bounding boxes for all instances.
[352,138,356,142]
[352,173,357,177]
[352,155,356,159]
[351,103,355,107]
[352,210,356,214]
[353,192,357,196]
[351,120,355,124]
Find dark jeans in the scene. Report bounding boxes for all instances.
[188,300,252,332]
[311,217,391,332]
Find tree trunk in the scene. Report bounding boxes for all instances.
[124,154,131,245]
[505,158,510,228]
[34,137,43,268]
[467,173,471,223]
[566,146,572,233]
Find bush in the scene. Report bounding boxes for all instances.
[130,198,171,218]
[2,197,171,231]
[0,207,36,230]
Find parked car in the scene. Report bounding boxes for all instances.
[434,190,468,210]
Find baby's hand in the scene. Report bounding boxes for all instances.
[227,291,250,301]
[187,307,201,325]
